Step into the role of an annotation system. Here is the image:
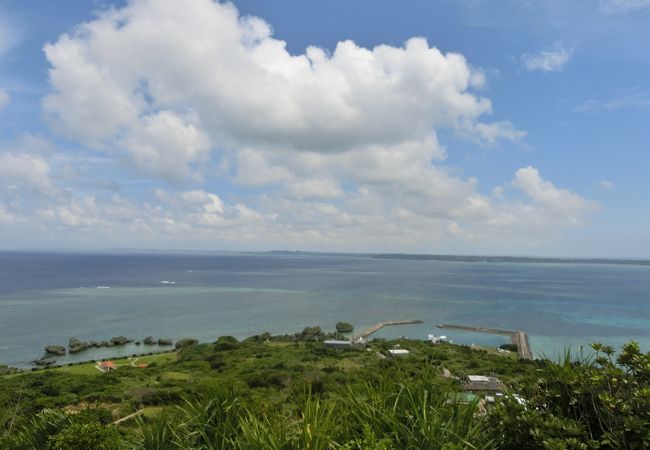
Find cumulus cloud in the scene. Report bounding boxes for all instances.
[474,121,527,145]
[0,163,596,252]
[512,167,598,226]
[119,111,211,182]
[0,135,64,197]
[28,189,269,247]
[522,46,573,72]
[285,178,345,200]
[0,89,9,111]
[21,0,598,251]
[0,152,55,195]
[43,0,520,181]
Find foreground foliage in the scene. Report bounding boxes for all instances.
[487,342,650,449]
[1,332,649,449]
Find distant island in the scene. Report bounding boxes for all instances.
[266,250,650,266]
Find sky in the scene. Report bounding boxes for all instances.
[0,0,649,257]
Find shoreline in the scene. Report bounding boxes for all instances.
[1,348,178,376]
[2,321,523,374]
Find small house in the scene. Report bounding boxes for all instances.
[100,361,117,371]
[352,336,367,345]
[463,375,505,394]
[428,334,447,344]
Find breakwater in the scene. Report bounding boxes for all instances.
[353,319,424,341]
[437,323,533,360]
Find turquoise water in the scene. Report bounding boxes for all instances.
[0,252,649,367]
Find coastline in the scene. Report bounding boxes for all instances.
[1,252,649,368]
[3,318,525,372]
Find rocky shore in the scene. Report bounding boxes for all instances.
[32,334,192,366]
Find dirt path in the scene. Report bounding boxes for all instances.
[113,409,144,425]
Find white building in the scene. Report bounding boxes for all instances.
[323,339,352,349]
[428,334,447,344]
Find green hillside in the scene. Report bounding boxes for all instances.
[1,331,648,449]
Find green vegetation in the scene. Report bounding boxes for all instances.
[335,322,354,333]
[174,338,198,350]
[0,365,18,376]
[1,332,649,448]
[488,342,650,449]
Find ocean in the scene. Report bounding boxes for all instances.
[1,251,649,368]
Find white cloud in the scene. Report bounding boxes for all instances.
[0,16,19,57]
[285,178,345,200]
[575,88,650,113]
[0,205,19,225]
[119,111,211,182]
[43,0,521,181]
[512,166,598,227]
[0,163,596,252]
[21,0,599,251]
[31,189,269,245]
[0,152,55,195]
[0,89,9,111]
[599,180,615,190]
[522,46,573,72]
[600,0,650,12]
[0,135,67,198]
[474,121,527,145]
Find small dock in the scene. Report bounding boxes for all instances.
[353,319,424,341]
[437,323,533,360]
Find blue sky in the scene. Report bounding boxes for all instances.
[0,0,648,256]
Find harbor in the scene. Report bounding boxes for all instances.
[437,323,533,360]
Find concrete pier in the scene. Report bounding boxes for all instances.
[353,319,424,341]
[437,323,533,360]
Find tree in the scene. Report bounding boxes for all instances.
[336,322,354,333]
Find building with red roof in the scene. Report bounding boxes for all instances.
[100,361,117,371]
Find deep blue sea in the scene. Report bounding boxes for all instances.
[1,251,649,368]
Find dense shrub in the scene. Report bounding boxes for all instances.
[296,326,323,341]
[47,422,118,450]
[214,335,239,351]
[175,338,198,350]
[335,322,354,333]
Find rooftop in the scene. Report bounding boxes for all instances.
[388,349,410,355]
[463,375,505,392]
[100,361,117,370]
